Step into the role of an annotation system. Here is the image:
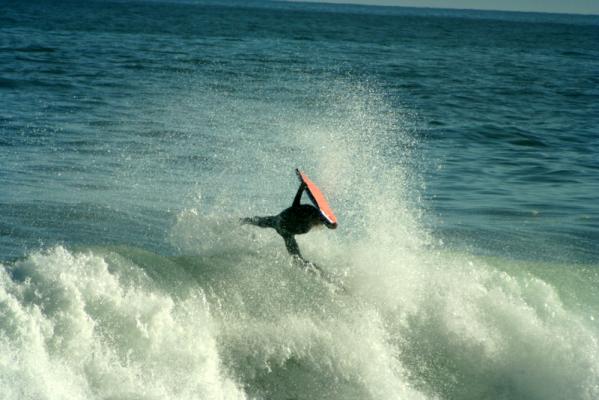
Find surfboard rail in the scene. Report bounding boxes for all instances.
[296,169,337,228]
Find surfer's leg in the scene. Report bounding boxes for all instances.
[283,234,302,258]
[240,216,278,229]
[284,237,324,274]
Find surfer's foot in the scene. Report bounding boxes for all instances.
[305,261,322,274]
[292,256,322,275]
[240,217,254,225]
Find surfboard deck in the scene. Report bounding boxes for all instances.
[296,169,337,228]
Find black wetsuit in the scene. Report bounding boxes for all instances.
[241,183,330,261]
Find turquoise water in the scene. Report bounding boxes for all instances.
[1,1,598,399]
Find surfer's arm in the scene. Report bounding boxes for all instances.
[292,182,306,208]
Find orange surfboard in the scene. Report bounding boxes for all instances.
[296,169,337,228]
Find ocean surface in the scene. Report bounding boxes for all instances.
[1,0,598,399]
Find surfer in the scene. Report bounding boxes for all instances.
[241,171,337,269]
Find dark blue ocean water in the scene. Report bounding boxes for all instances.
[2,0,598,262]
[1,1,598,399]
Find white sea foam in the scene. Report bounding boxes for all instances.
[0,246,246,400]
[2,240,597,400]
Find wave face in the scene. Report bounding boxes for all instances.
[2,1,599,399]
